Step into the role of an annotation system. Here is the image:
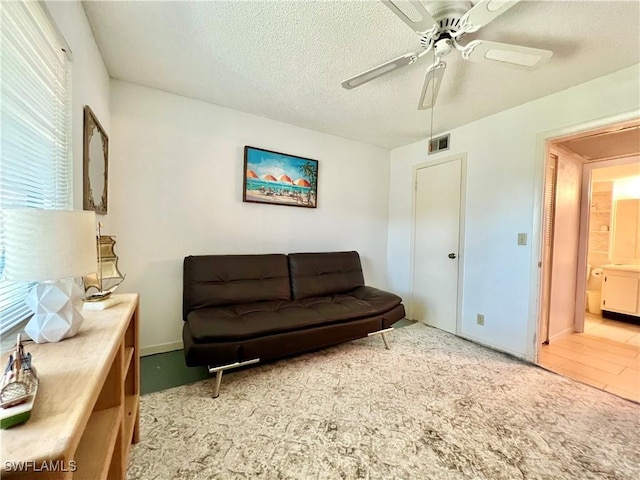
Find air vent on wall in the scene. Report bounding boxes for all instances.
[429,134,450,155]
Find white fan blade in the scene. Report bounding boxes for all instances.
[461,0,521,31]
[381,0,438,34]
[465,40,552,69]
[418,62,446,110]
[342,52,418,90]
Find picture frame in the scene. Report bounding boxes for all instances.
[243,146,318,208]
[83,105,109,215]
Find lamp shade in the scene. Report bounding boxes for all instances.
[3,209,97,282]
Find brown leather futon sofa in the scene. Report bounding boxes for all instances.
[182,251,405,397]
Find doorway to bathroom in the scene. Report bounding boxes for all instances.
[537,119,640,402]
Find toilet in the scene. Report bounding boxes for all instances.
[586,264,604,315]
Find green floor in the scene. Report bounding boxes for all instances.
[141,319,417,395]
[141,350,208,395]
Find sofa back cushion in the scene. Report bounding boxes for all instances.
[183,254,291,319]
[288,251,365,300]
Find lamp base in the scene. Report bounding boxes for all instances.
[24,279,84,344]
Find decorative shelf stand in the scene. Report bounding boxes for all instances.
[1,294,140,479]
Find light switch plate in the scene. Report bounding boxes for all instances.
[517,233,527,246]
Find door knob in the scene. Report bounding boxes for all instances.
[448,253,457,259]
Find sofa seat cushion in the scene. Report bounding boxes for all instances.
[347,286,403,314]
[187,287,402,342]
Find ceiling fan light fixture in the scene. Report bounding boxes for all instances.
[345,64,397,88]
[385,0,425,23]
[484,48,541,67]
[461,0,520,31]
[381,0,439,34]
[418,63,445,110]
[465,40,553,68]
[420,78,438,107]
[486,0,511,13]
[341,52,419,90]
[343,0,554,108]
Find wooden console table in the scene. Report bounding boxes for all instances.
[1,293,140,479]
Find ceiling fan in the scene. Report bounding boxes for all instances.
[342,0,553,109]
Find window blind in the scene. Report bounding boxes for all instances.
[0,1,72,334]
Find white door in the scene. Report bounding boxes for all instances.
[412,158,463,333]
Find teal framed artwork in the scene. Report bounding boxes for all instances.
[243,146,318,208]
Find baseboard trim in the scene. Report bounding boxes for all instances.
[455,332,529,362]
[141,341,183,357]
[548,327,574,343]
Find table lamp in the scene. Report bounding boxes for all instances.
[3,209,97,343]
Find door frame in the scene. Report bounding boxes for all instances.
[409,153,467,334]
[576,154,640,324]
[538,151,558,345]
[527,110,640,362]
[544,144,590,339]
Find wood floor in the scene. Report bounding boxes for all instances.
[538,313,640,403]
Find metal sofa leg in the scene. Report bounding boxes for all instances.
[381,332,391,350]
[208,358,260,398]
[213,370,223,398]
[368,327,394,350]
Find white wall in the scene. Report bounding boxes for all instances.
[387,64,640,359]
[109,80,391,353]
[45,1,110,211]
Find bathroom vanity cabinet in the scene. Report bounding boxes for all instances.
[601,265,640,318]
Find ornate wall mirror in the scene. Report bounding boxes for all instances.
[83,105,109,214]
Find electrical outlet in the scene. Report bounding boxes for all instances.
[477,314,485,326]
[517,233,527,246]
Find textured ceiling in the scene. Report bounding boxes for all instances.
[559,126,640,161]
[82,1,640,149]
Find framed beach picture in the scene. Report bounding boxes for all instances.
[243,146,318,208]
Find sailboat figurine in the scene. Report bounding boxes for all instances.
[83,222,125,302]
[1,334,38,429]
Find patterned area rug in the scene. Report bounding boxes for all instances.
[127,324,639,479]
